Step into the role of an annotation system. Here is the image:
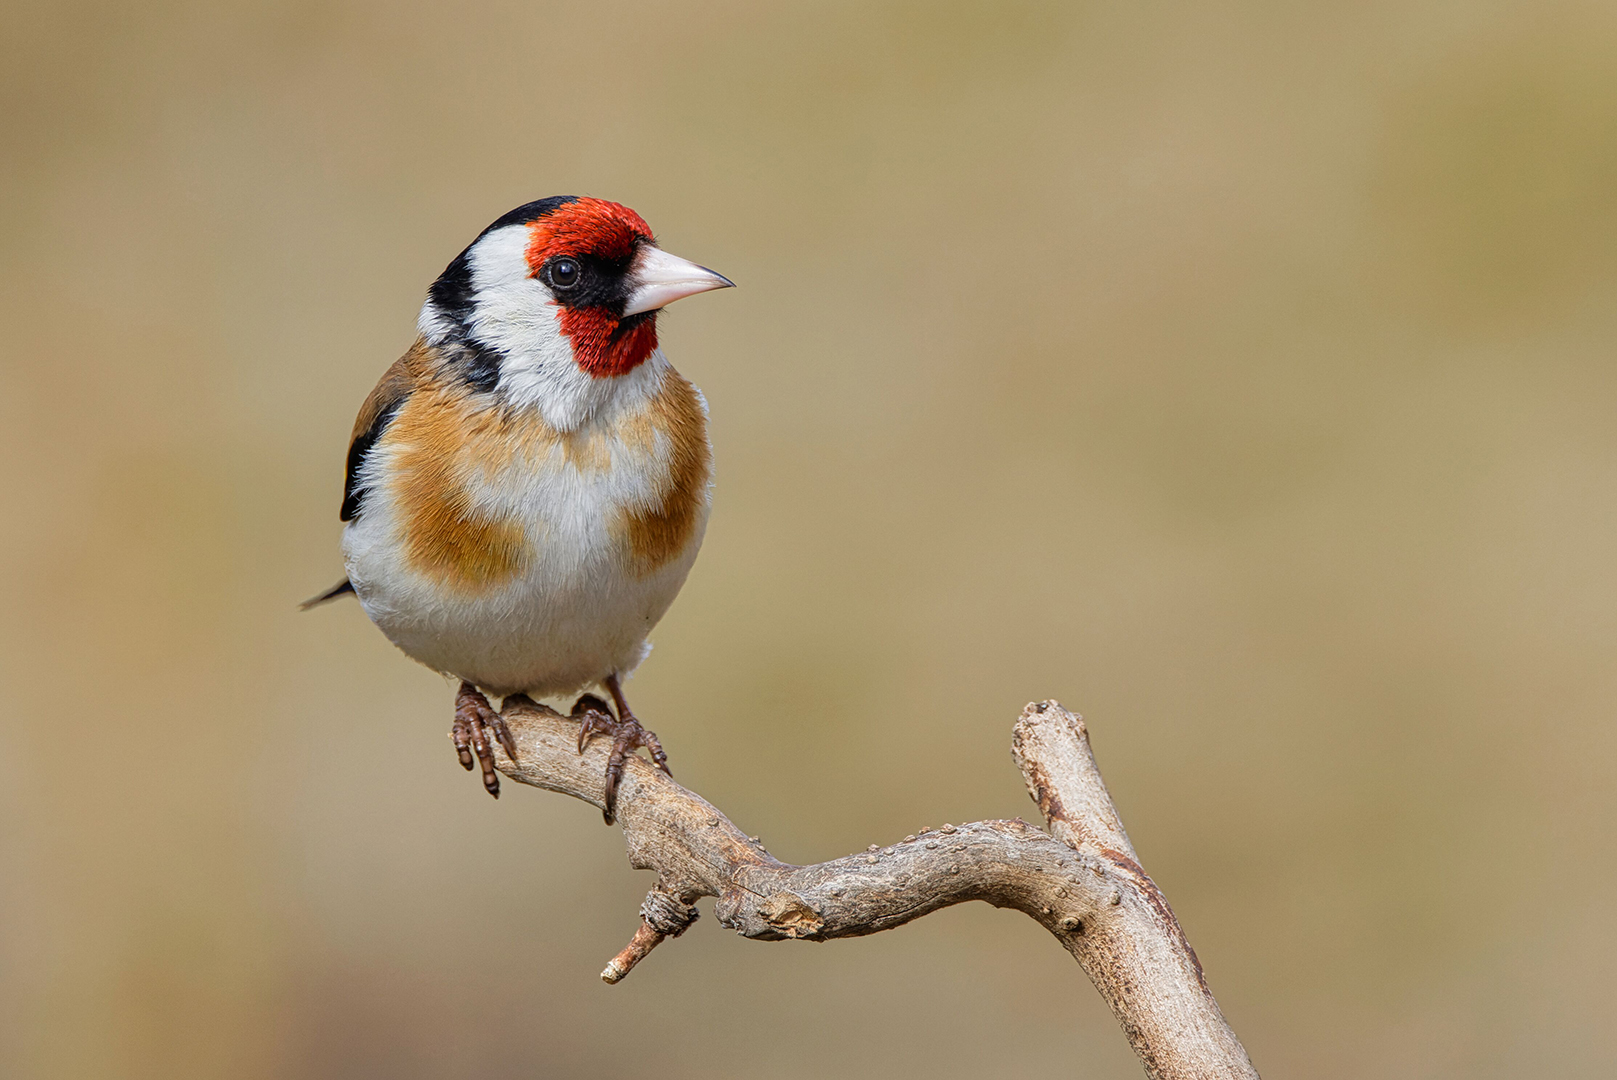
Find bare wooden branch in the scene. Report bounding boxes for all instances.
[492,698,1259,1080]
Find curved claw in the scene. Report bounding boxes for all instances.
[490,713,517,762]
[570,690,669,825]
[573,694,615,754]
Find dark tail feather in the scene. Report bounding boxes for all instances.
[299,579,355,610]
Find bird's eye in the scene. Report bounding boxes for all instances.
[547,257,581,289]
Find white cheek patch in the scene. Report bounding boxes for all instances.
[411,224,664,432]
[463,227,564,361]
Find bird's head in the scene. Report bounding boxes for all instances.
[418,197,732,416]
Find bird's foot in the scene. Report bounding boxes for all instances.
[452,681,517,798]
[571,692,670,825]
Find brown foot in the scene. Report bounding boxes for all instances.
[452,681,517,798]
[571,674,670,825]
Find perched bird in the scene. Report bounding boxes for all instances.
[305,196,732,820]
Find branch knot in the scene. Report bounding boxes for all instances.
[641,887,699,938]
[758,891,825,938]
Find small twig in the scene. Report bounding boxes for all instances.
[492,699,1258,1080]
[600,922,663,984]
[600,885,699,982]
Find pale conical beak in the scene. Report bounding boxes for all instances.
[622,245,735,316]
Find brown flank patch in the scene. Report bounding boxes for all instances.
[385,380,531,594]
[620,370,711,577]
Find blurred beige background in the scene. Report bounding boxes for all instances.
[4,1,1616,1076]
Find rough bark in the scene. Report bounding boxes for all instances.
[493,697,1259,1080]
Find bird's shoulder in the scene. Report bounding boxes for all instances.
[342,338,439,521]
[349,342,532,593]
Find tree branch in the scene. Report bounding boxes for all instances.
[493,698,1258,1080]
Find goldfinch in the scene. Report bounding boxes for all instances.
[305,197,732,820]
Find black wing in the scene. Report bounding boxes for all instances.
[341,353,416,521]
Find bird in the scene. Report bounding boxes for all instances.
[304,196,733,822]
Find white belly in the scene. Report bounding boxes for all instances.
[346,524,701,698]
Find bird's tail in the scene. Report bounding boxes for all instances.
[299,579,355,610]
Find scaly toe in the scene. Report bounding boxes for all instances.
[490,713,518,762]
[453,682,504,799]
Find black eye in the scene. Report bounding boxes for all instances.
[546,257,581,289]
